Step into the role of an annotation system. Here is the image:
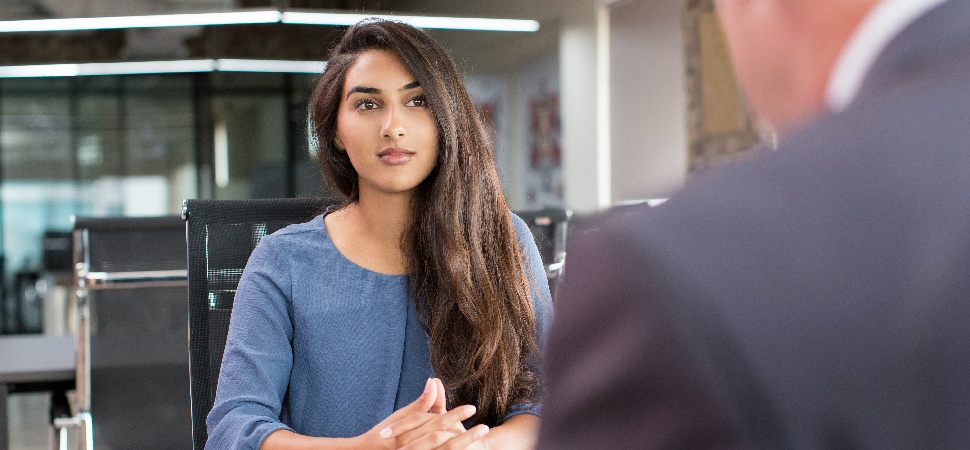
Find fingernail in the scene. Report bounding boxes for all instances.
[476,425,489,437]
[379,427,392,439]
[424,378,433,392]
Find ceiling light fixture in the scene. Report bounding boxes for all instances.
[0,10,540,33]
[0,11,281,33]
[0,59,327,78]
[280,12,540,32]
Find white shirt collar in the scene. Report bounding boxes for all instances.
[825,0,948,112]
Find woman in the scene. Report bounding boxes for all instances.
[206,19,551,450]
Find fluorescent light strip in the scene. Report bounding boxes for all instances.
[216,59,325,73]
[0,64,79,77]
[0,10,539,33]
[82,60,215,75]
[281,12,540,32]
[0,11,281,33]
[0,59,326,78]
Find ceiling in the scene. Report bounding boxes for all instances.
[0,0,406,20]
[1,0,227,19]
[0,0,559,73]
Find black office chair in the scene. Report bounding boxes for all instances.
[58,216,191,450]
[183,197,335,449]
[513,208,573,300]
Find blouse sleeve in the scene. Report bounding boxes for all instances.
[504,213,554,421]
[205,234,296,449]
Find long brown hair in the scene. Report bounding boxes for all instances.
[308,19,542,425]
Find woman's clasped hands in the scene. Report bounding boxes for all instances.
[362,378,490,450]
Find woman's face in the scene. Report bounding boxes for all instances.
[335,49,439,198]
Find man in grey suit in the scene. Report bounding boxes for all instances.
[538,0,970,448]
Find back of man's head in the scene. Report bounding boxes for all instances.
[713,0,882,134]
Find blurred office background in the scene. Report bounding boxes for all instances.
[1,0,763,446]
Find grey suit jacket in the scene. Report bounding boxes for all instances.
[538,1,970,448]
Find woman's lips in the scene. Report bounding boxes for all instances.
[378,147,416,165]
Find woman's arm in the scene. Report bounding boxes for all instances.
[207,237,298,448]
[479,413,538,450]
[261,430,359,450]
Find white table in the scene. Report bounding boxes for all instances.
[0,335,75,450]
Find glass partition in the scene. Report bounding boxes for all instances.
[0,72,316,334]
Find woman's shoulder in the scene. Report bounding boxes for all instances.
[261,213,327,242]
[249,213,333,262]
[508,211,531,239]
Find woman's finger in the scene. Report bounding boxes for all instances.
[394,405,477,447]
[438,424,489,450]
[383,412,439,443]
[400,424,489,450]
[431,378,447,414]
[377,378,439,438]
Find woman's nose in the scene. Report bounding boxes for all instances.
[381,106,406,139]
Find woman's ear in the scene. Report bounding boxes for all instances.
[334,135,345,151]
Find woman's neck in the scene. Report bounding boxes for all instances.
[354,188,413,247]
[323,187,414,275]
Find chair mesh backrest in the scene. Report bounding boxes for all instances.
[72,216,191,448]
[184,197,334,449]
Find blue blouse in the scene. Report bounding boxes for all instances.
[206,212,552,449]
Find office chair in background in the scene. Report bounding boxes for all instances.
[514,208,573,300]
[56,216,191,449]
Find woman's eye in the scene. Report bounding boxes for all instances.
[356,100,379,110]
[406,96,428,107]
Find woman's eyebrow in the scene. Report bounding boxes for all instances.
[346,86,380,99]
[345,81,420,99]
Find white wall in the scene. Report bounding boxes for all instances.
[559,0,687,212]
[609,0,687,203]
[559,0,608,213]
[404,0,689,213]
